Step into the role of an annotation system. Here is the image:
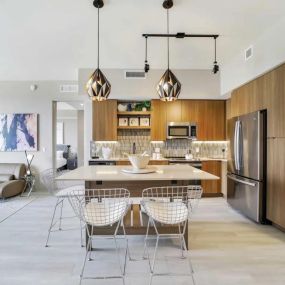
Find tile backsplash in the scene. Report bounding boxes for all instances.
[91,130,228,159]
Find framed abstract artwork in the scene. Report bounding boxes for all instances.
[0,113,38,151]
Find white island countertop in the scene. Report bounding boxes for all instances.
[57,165,219,181]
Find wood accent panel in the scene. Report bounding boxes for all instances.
[151,99,167,141]
[201,161,221,194]
[92,100,117,141]
[267,138,285,228]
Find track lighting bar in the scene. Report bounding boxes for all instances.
[142,33,219,39]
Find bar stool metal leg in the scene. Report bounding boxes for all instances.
[45,197,62,247]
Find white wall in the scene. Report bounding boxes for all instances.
[0,81,91,189]
[221,16,285,95]
[77,110,84,167]
[79,69,223,100]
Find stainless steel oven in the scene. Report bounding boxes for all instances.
[167,122,197,140]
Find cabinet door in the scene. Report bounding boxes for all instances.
[92,100,117,141]
[204,101,225,140]
[166,100,182,122]
[181,100,207,140]
[267,138,285,228]
[201,161,221,194]
[266,65,285,138]
[151,100,167,141]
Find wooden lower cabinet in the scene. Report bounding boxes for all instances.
[267,138,285,229]
[201,161,222,195]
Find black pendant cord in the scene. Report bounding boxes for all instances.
[214,37,217,64]
[167,8,170,70]
[97,5,100,70]
[145,37,148,63]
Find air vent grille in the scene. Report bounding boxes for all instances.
[245,46,253,61]
[59,84,79,93]
[124,70,146,79]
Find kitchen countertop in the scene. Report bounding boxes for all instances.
[57,164,219,181]
[89,157,227,162]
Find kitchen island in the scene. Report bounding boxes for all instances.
[58,164,218,246]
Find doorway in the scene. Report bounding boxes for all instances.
[53,101,84,171]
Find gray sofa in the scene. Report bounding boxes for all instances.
[0,163,26,198]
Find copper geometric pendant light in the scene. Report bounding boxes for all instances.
[156,69,181,101]
[86,0,111,101]
[156,1,181,101]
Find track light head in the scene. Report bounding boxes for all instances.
[163,0,173,9]
[213,62,219,74]
[93,0,104,8]
[144,62,150,73]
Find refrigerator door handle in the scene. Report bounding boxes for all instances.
[234,121,237,169]
[234,121,239,170]
[237,120,243,170]
[227,174,257,187]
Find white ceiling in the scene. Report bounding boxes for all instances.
[1,0,285,80]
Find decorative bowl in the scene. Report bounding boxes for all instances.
[118,104,127,112]
[127,154,150,169]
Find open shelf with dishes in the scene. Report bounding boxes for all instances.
[117,101,151,130]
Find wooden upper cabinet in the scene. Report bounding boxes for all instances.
[152,99,226,141]
[230,63,285,138]
[92,100,117,141]
[267,138,285,228]
[166,100,182,122]
[266,65,285,138]
[201,161,221,194]
[151,100,167,141]
[181,100,207,140]
[205,101,226,140]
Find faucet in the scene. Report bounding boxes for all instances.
[132,142,136,154]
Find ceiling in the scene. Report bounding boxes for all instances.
[1,0,285,80]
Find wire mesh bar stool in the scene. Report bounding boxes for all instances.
[68,188,130,285]
[40,168,85,247]
[141,185,203,285]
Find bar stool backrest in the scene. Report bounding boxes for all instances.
[142,185,203,224]
[69,188,130,227]
[40,168,67,195]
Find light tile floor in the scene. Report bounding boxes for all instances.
[0,195,285,285]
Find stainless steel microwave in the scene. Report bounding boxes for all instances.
[167,122,197,140]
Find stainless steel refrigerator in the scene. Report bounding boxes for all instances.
[227,110,266,223]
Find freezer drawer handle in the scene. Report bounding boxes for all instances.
[227,174,256,187]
